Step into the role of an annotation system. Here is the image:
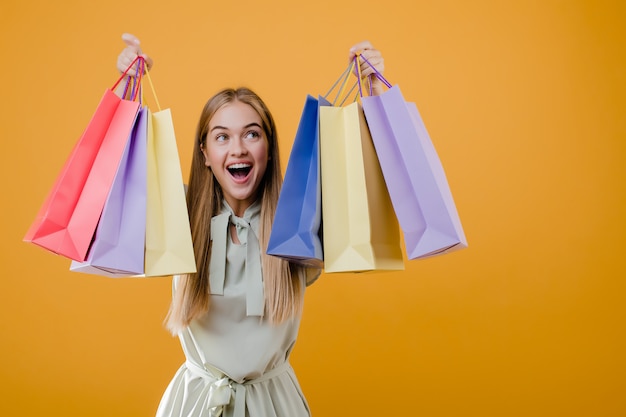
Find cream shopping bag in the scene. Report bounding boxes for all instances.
[319,99,404,273]
[143,73,196,277]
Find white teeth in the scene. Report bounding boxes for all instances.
[228,163,251,169]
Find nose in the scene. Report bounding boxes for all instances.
[229,136,248,156]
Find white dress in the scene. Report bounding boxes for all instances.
[156,201,319,417]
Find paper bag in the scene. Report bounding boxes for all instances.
[267,95,326,268]
[319,101,404,273]
[362,85,467,259]
[144,107,196,276]
[70,107,148,276]
[23,91,139,261]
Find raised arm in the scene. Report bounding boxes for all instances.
[114,33,154,98]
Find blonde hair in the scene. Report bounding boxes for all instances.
[165,87,303,334]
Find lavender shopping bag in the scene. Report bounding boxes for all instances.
[359,58,467,259]
[70,107,148,276]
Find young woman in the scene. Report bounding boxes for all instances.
[116,34,386,417]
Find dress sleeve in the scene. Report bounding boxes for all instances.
[304,267,322,287]
[172,274,180,294]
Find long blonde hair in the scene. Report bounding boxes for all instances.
[165,87,303,334]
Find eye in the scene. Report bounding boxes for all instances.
[215,133,228,142]
[244,130,261,141]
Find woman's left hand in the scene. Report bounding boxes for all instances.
[348,40,386,96]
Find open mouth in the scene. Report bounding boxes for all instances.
[227,162,252,179]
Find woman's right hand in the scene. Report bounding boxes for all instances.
[116,33,153,76]
[348,40,385,96]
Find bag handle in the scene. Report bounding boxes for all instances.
[355,53,392,98]
[112,56,145,102]
[323,60,359,106]
[129,58,145,103]
[142,64,162,112]
[111,55,161,110]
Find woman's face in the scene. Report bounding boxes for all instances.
[201,100,270,215]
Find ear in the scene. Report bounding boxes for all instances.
[200,145,210,167]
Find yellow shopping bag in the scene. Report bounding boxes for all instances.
[319,96,404,273]
[143,74,196,277]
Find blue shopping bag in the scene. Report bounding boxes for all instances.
[267,95,329,268]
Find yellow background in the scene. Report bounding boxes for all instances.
[1,0,624,416]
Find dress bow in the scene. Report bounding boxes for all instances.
[209,201,264,316]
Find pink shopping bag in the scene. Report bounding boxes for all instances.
[24,57,144,261]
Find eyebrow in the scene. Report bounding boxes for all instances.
[210,122,262,133]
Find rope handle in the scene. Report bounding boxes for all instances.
[130,58,145,103]
[355,53,392,99]
[113,56,145,102]
[323,60,359,106]
[143,64,162,112]
[324,51,391,106]
[111,56,161,111]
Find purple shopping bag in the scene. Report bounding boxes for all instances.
[70,107,148,276]
[359,57,467,259]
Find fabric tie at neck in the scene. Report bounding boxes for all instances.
[209,201,264,316]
